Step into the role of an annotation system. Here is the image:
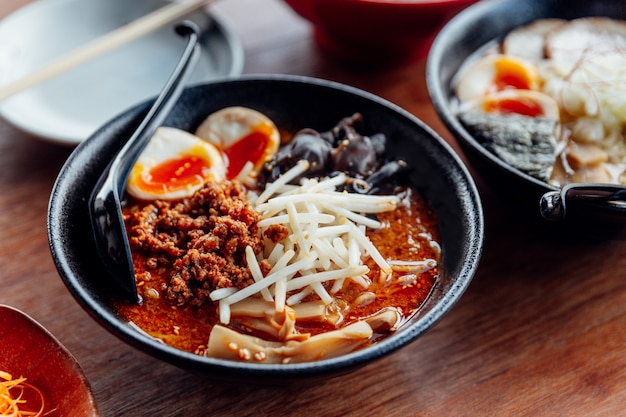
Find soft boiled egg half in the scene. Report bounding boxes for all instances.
[126,126,225,201]
[194,106,280,182]
[455,54,541,104]
[460,89,561,120]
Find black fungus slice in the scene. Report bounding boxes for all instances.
[258,113,410,194]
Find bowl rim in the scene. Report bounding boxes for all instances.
[48,73,484,380]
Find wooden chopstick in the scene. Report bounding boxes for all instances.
[0,0,213,101]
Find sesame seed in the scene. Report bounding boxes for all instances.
[238,348,251,360]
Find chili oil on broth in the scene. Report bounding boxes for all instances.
[116,185,439,355]
[340,187,439,344]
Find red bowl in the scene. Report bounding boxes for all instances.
[283,0,479,63]
[0,305,99,417]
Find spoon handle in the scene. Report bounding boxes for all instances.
[540,183,626,221]
[112,22,202,193]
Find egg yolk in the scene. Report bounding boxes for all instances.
[492,56,539,92]
[483,96,545,117]
[223,124,272,180]
[137,155,211,194]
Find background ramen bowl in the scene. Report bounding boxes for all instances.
[48,75,483,384]
[427,0,626,231]
[282,0,478,64]
[426,0,626,231]
[0,305,99,416]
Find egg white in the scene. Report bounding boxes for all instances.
[461,89,561,120]
[126,126,225,201]
[455,54,541,104]
[194,106,280,181]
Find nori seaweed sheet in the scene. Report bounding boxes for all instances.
[459,112,558,182]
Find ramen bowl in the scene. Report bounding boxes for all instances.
[283,0,478,63]
[427,0,626,230]
[48,75,483,383]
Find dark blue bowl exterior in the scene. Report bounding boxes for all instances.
[48,75,483,383]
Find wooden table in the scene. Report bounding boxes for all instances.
[3,1,626,415]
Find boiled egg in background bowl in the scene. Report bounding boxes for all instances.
[459,89,561,120]
[454,54,542,103]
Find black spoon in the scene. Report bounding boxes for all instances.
[540,183,626,222]
[89,21,201,303]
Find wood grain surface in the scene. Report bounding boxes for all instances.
[2,1,626,416]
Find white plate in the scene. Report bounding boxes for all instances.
[0,0,244,145]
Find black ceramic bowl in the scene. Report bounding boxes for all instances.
[427,0,626,229]
[48,75,483,383]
